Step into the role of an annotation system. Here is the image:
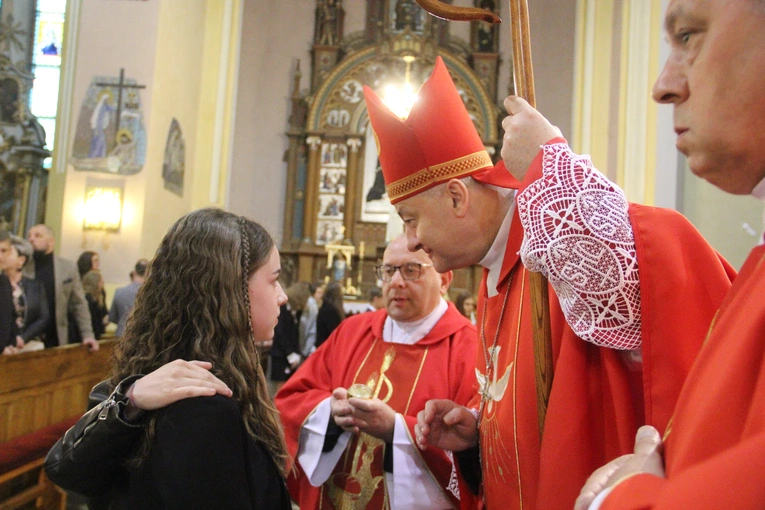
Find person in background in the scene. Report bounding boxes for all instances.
[109,259,148,337]
[300,282,323,356]
[270,282,308,393]
[315,282,345,349]
[1,235,49,354]
[74,251,105,343]
[77,251,100,278]
[0,229,18,352]
[82,270,109,340]
[454,290,477,325]
[27,224,97,351]
[365,286,385,312]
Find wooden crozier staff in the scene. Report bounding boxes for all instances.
[414,0,553,438]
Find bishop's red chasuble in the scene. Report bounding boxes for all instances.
[276,304,478,509]
[602,245,765,509]
[474,148,736,510]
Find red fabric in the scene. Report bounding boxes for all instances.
[602,246,765,509]
[363,57,493,203]
[0,415,80,474]
[275,304,479,509]
[474,150,734,509]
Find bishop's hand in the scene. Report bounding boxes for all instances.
[415,399,478,452]
[501,96,562,182]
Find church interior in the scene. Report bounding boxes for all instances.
[1,0,764,507]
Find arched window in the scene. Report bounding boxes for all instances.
[29,0,66,168]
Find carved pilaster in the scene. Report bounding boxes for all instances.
[283,61,305,248]
[302,135,323,243]
[343,137,362,241]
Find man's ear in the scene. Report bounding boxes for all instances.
[439,270,453,295]
[444,179,470,218]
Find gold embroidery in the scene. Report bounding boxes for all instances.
[351,338,379,384]
[328,344,397,508]
[327,434,386,510]
[512,268,527,510]
[372,346,396,402]
[663,415,674,442]
[404,347,429,414]
[479,268,525,506]
[385,151,492,202]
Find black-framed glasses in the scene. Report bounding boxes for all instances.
[375,262,433,282]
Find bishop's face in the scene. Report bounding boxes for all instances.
[395,187,486,273]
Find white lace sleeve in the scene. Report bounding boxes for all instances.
[516,143,641,350]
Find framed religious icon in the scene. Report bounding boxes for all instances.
[320,168,346,194]
[320,142,348,167]
[318,194,345,220]
[316,220,344,245]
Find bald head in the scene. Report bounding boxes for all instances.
[28,224,55,255]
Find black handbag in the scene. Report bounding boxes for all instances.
[44,376,145,509]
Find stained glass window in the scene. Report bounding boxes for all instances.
[29,0,66,168]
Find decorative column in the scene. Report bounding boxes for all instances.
[343,137,362,241]
[283,62,306,248]
[302,135,323,243]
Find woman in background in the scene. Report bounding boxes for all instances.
[455,290,477,325]
[315,282,345,349]
[82,270,109,339]
[73,251,105,343]
[77,251,100,277]
[269,282,309,393]
[1,235,49,354]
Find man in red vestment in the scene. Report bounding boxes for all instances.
[364,57,735,508]
[574,0,765,508]
[275,236,478,509]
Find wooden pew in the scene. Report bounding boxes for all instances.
[0,340,115,510]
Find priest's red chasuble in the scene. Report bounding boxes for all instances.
[602,245,765,509]
[473,149,736,509]
[276,304,478,509]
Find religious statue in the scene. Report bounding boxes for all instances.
[332,255,346,283]
[394,0,423,31]
[0,78,19,123]
[318,0,340,46]
[476,0,496,52]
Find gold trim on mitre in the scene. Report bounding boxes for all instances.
[385,150,493,202]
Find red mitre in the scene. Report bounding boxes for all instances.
[364,56,514,204]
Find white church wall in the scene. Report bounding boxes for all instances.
[140,0,208,256]
[56,0,159,288]
[227,0,314,243]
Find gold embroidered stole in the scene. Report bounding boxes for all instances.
[321,338,429,510]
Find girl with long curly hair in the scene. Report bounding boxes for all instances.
[46,208,291,508]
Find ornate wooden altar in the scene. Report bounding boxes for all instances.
[280,0,503,298]
[0,20,51,236]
